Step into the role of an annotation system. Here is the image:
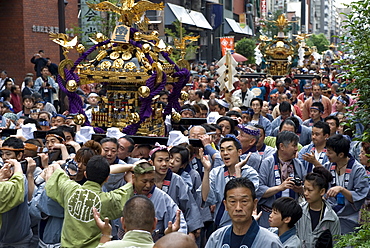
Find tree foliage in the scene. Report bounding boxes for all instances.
[235,38,256,64]
[164,20,198,62]
[335,209,370,247]
[306,34,330,53]
[336,0,370,143]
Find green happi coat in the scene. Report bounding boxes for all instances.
[0,172,24,228]
[46,168,133,248]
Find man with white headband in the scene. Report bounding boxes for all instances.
[85,92,100,123]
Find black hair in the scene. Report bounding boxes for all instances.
[47,129,66,142]
[10,85,19,93]
[85,155,110,185]
[279,119,297,132]
[220,136,242,150]
[217,116,236,134]
[169,146,190,166]
[284,77,292,84]
[24,118,42,130]
[22,95,35,103]
[120,136,135,153]
[305,166,333,192]
[276,131,299,150]
[240,106,249,111]
[279,101,292,113]
[56,125,76,139]
[158,90,169,97]
[198,103,208,111]
[100,137,118,148]
[2,137,24,157]
[195,90,203,98]
[136,144,153,152]
[201,123,215,133]
[311,101,324,113]
[25,138,43,147]
[1,89,10,100]
[326,134,350,157]
[211,123,222,133]
[322,76,330,81]
[122,195,155,232]
[272,197,302,228]
[324,115,340,127]
[313,121,330,136]
[224,177,256,200]
[251,97,263,108]
[286,116,300,130]
[226,110,242,118]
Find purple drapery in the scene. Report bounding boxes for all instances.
[122,71,167,135]
[160,51,190,115]
[60,31,189,135]
[57,39,112,134]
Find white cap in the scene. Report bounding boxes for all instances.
[215,99,230,109]
[106,127,125,139]
[22,123,37,140]
[75,126,95,144]
[207,111,221,124]
[167,131,189,147]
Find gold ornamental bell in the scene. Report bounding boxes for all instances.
[180,91,189,101]
[73,114,86,125]
[138,86,151,98]
[66,80,78,92]
[171,112,181,123]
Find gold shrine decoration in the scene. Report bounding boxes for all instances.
[267,14,299,34]
[87,0,164,30]
[258,14,299,75]
[50,0,182,137]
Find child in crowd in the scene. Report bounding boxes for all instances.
[269,197,303,248]
[296,167,341,247]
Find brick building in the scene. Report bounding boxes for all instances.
[0,0,79,84]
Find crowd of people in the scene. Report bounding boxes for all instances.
[0,58,369,248]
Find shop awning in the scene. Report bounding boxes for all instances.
[165,3,212,30]
[189,11,212,30]
[224,18,253,35]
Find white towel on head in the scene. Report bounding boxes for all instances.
[106,127,125,140]
[22,123,37,140]
[207,112,221,124]
[167,131,189,147]
[75,126,95,144]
